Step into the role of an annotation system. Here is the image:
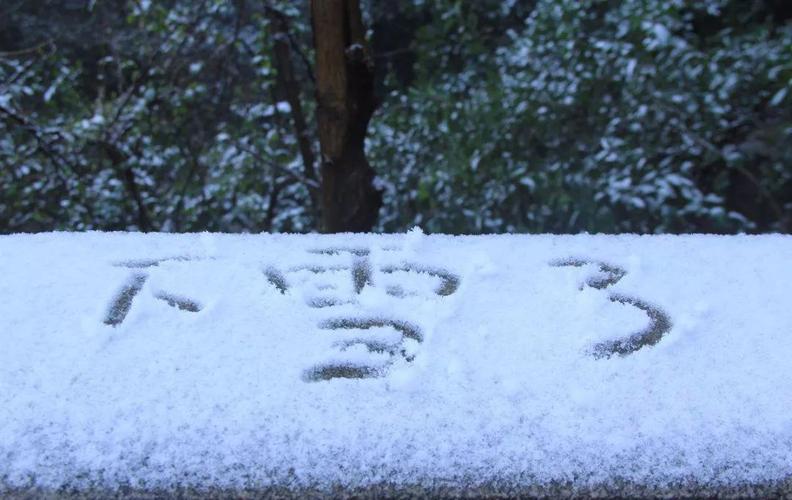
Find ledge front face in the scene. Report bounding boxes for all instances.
[0,232,790,495]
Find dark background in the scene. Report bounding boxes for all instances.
[1,0,790,234]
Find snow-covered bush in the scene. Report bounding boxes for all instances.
[370,0,792,233]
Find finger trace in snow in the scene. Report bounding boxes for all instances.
[303,363,385,382]
[153,291,202,312]
[263,266,288,294]
[351,257,373,294]
[268,248,440,380]
[114,255,198,268]
[1,232,791,493]
[103,272,147,326]
[307,247,370,257]
[601,293,672,358]
[380,263,461,296]
[549,257,627,289]
[549,257,672,358]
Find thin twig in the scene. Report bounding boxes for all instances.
[237,144,320,190]
[0,39,54,59]
[0,104,79,175]
[264,4,315,83]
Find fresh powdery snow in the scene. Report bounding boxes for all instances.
[0,230,791,493]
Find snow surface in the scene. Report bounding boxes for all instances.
[0,231,791,491]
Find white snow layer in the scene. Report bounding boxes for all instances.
[0,231,790,490]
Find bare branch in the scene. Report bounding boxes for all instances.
[237,144,321,190]
[0,39,54,59]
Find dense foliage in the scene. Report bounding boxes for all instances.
[2,0,790,233]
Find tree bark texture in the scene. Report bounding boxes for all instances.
[311,0,382,233]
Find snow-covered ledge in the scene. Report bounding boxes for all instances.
[1,231,790,496]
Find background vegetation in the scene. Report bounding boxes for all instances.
[1,0,790,234]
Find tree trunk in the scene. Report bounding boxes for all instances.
[311,0,382,233]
